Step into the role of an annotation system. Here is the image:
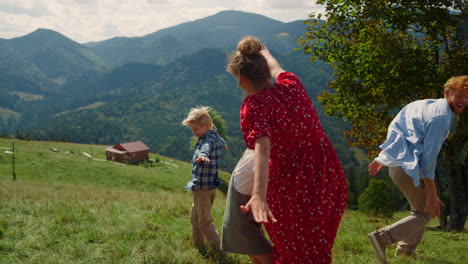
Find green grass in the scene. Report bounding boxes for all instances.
[0,139,466,264]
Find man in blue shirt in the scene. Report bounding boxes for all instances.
[367,76,468,263]
[182,106,227,253]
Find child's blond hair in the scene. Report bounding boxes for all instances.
[182,106,214,128]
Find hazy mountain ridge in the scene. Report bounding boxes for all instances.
[86,10,306,66]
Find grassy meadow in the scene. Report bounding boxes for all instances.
[0,139,466,264]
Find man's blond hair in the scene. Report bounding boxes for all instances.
[182,106,213,128]
[444,75,468,94]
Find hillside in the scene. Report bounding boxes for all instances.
[0,39,55,110]
[0,138,235,263]
[0,138,230,192]
[0,139,466,263]
[8,29,106,80]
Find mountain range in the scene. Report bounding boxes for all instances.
[0,10,366,171]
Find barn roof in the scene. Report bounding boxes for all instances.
[105,146,127,155]
[113,141,150,153]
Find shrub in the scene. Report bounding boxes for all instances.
[358,179,394,217]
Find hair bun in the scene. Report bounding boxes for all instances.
[237,36,262,55]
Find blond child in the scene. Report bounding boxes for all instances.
[182,106,227,252]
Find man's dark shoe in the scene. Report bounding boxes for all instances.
[368,231,388,264]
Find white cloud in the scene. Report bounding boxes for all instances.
[270,0,312,9]
[57,0,98,6]
[145,0,169,4]
[0,0,53,17]
[0,0,325,43]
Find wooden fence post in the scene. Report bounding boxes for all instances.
[12,142,16,181]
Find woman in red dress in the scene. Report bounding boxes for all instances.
[226,36,348,264]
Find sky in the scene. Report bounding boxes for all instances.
[0,0,325,44]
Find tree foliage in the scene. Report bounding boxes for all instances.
[298,0,466,156]
[208,106,227,140]
[358,179,395,217]
[298,1,467,230]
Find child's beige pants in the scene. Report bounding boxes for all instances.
[379,166,432,254]
[191,189,221,251]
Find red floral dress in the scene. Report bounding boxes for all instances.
[240,72,348,264]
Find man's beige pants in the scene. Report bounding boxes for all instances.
[191,189,221,251]
[379,166,432,254]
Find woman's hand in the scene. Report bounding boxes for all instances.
[260,43,284,80]
[259,43,271,56]
[241,194,277,224]
[241,136,276,224]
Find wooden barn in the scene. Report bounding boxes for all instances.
[106,141,150,164]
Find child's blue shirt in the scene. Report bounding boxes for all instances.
[185,129,227,190]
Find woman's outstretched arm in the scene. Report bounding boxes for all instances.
[241,136,277,224]
[260,44,285,80]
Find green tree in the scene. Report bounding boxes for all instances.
[358,179,394,217]
[208,106,227,139]
[298,1,467,230]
